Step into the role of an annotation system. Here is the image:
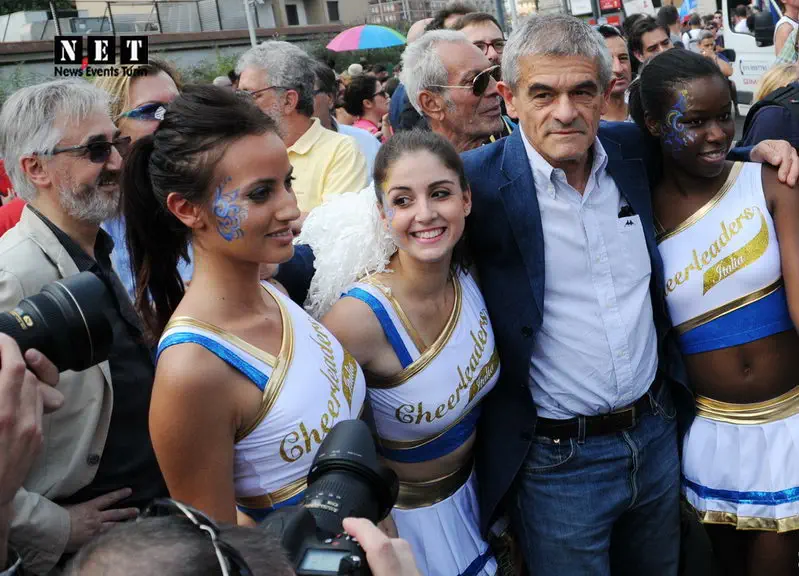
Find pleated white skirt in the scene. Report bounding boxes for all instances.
[391,469,497,576]
[682,411,799,532]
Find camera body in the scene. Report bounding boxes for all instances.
[261,420,398,576]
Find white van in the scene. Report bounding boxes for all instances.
[722,0,779,108]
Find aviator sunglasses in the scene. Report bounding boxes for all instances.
[429,65,501,98]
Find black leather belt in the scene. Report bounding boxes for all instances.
[534,375,665,441]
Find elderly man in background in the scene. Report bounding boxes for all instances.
[237,41,366,221]
[312,62,381,178]
[400,30,512,152]
[0,79,167,574]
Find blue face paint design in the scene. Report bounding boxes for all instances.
[213,176,247,242]
[662,90,695,151]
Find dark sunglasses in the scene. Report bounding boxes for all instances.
[142,499,253,576]
[429,65,502,97]
[39,136,131,164]
[117,102,167,122]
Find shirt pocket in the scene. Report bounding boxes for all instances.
[615,215,652,283]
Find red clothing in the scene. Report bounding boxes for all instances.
[0,199,26,237]
[0,160,12,197]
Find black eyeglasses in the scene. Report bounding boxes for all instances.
[473,39,506,55]
[429,65,501,97]
[117,102,167,122]
[142,499,254,576]
[237,85,290,99]
[38,136,132,164]
[373,89,388,99]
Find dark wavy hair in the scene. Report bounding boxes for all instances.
[343,74,381,117]
[122,85,279,337]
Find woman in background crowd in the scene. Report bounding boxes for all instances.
[94,58,191,299]
[301,130,500,576]
[345,74,391,142]
[752,63,799,103]
[122,85,365,524]
[631,49,799,576]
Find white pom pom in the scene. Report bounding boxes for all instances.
[297,183,397,319]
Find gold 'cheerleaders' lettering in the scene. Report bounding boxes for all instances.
[394,310,498,425]
[665,206,768,296]
[279,321,353,463]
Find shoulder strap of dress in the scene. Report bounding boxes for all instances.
[158,317,276,391]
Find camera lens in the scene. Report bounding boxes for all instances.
[0,271,113,372]
[302,420,398,536]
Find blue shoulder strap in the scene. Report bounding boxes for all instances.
[157,331,271,391]
[343,287,413,368]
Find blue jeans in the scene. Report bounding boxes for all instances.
[510,386,681,575]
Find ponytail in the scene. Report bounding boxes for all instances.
[119,85,279,340]
[122,134,188,339]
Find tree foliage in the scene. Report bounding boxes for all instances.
[2,1,75,16]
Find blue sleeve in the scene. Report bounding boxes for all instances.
[727,146,752,161]
[738,106,798,148]
[389,84,406,129]
[274,244,315,306]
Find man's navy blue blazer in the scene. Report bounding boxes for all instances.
[461,122,693,535]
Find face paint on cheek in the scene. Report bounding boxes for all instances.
[213,176,248,242]
[662,90,692,151]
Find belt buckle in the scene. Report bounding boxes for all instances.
[627,404,637,428]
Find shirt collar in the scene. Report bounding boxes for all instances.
[519,125,609,200]
[27,205,114,271]
[288,117,324,156]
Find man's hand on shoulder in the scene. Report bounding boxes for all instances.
[749,140,799,187]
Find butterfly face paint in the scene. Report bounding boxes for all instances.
[213,176,248,242]
[661,89,695,151]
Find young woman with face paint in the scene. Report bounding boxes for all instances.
[121,85,366,525]
[313,131,501,576]
[631,50,799,576]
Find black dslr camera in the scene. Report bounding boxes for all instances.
[0,271,113,372]
[261,420,399,576]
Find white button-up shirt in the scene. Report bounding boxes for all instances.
[521,129,658,419]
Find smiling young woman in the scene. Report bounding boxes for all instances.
[121,85,366,525]
[630,49,799,576]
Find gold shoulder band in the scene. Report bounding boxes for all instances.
[236,284,295,441]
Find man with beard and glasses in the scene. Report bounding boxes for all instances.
[597,25,633,122]
[400,30,514,153]
[0,79,167,575]
[236,41,367,227]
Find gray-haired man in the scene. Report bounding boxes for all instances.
[460,14,799,576]
[0,79,166,574]
[237,41,367,227]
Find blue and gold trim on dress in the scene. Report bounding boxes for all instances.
[657,163,743,243]
[343,287,415,368]
[675,279,792,354]
[394,459,473,509]
[237,283,295,441]
[378,404,483,463]
[366,276,463,389]
[683,478,799,532]
[236,476,307,522]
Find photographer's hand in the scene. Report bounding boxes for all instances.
[0,336,63,568]
[342,517,421,576]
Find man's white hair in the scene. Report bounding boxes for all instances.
[399,29,474,115]
[0,79,110,201]
[236,41,316,117]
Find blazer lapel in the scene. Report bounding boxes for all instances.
[601,135,665,294]
[498,130,545,317]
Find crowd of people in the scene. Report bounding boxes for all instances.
[3,1,799,575]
